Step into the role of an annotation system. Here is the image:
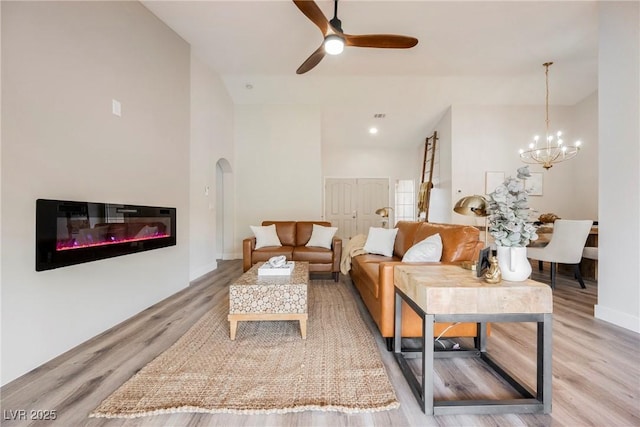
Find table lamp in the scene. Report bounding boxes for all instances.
[375,207,393,228]
[453,195,488,217]
[453,195,489,269]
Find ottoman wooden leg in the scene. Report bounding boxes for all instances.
[299,318,307,339]
[229,319,238,340]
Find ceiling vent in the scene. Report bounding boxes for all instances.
[373,113,386,119]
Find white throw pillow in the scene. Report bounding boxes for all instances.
[402,233,443,262]
[250,224,282,249]
[363,227,399,257]
[306,224,338,249]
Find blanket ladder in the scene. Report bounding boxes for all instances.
[417,131,438,221]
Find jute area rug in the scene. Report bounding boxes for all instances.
[90,279,399,418]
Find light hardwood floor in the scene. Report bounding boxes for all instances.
[1,260,639,426]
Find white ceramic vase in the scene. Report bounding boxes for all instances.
[496,246,532,282]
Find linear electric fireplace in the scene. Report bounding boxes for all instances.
[36,199,176,271]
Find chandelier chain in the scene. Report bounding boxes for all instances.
[544,62,551,139]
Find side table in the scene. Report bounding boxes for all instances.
[393,264,553,415]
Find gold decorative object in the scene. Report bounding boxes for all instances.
[519,62,582,169]
[539,213,561,223]
[483,256,502,284]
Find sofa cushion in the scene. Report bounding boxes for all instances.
[305,224,337,249]
[364,227,398,257]
[414,222,480,262]
[394,221,424,258]
[295,221,332,246]
[293,246,333,263]
[402,233,443,262]
[252,246,294,263]
[262,221,296,246]
[250,224,281,249]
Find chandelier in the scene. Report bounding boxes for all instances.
[519,62,581,170]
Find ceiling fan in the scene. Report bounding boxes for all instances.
[293,0,418,74]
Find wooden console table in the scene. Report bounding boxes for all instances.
[393,264,553,415]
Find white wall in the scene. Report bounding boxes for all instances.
[1,2,191,384]
[565,92,599,220]
[428,108,453,224]
[449,104,598,226]
[595,1,640,332]
[233,105,322,256]
[189,55,234,280]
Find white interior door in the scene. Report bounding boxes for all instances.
[356,178,389,232]
[325,178,357,240]
[324,178,389,240]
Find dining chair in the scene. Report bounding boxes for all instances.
[527,220,593,289]
[582,247,598,261]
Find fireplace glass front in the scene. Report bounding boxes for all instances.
[36,199,176,271]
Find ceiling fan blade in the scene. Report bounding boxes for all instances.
[344,34,418,49]
[296,45,326,74]
[293,0,330,35]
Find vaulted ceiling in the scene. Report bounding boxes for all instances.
[142,1,599,148]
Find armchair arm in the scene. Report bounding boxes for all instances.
[242,237,256,272]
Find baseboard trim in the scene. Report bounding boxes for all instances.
[189,261,218,282]
[225,252,242,260]
[594,304,640,333]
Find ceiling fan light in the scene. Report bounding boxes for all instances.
[324,35,344,55]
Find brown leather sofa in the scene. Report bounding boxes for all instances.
[243,221,342,281]
[349,221,484,349]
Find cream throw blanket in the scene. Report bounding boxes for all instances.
[340,234,368,275]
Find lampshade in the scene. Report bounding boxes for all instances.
[375,207,393,218]
[324,34,345,55]
[453,195,488,217]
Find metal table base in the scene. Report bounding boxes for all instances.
[393,288,552,415]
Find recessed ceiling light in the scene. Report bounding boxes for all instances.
[369,127,378,135]
[245,83,253,90]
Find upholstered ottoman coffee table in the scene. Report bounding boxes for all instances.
[228,261,309,340]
